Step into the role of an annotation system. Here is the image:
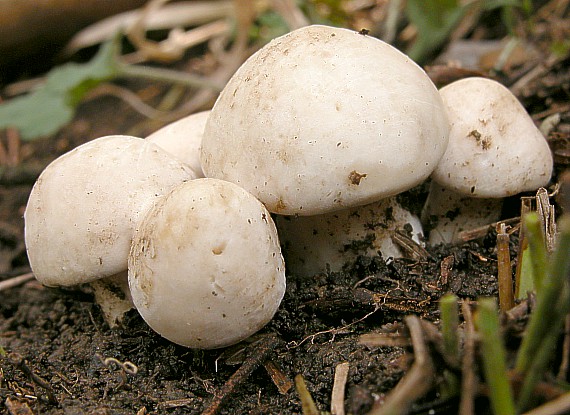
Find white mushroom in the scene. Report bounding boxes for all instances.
[422,77,553,244]
[201,24,449,216]
[146,110,210,177]
[276,197,423,276]
[24,135,196,325]
[128,178,285,349]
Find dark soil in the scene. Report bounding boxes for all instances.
[1,13,570,415]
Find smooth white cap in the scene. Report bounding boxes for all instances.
[128,178,286,349]
[146,110,209,177]
[24,135,196,287]
[201,25,449,215]
[432,77,553,197]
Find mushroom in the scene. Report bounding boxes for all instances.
[275,197,423,276]
[146,110,210,177]
[201,24,449,216]
[24,135,196,325]
[128,178,285,349]
[422,77,553,245]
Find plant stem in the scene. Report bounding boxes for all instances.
[515,216,570,375]
[475,298,516,415]
[440,293,459,363]
[117,61,224,91]
[515,216,570,411]
[295,374,320,415]
[524,212,548,294]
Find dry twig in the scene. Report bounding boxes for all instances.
[367,316,435,415]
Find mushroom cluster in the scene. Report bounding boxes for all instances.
[24,134,285,348]
[24,25,553,349]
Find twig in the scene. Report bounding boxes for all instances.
[367,316,435,415]
[263,360,293,395]
[0,273,35,292]
[453,216,520,244]
[117,60,224,91]
[8,352,58,404]
[201,334,281,415]
[522,391,570,415]
[496,222,515,311]
[459,301,476,415]
[331,362,350,415]
[64,1,234,55]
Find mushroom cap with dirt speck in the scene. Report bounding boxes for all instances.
[200,24,449,216]
[146,110,210,177]
[24,135,196,287]
[431,77,553,197]
[128,178,286,349]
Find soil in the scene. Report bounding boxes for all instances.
[1,15,570,415]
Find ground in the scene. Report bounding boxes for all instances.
[1,3,570,414]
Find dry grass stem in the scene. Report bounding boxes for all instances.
[64,1,234,55]
[0,272,35,292]
[536,188,557,253]
[367,316,435,415]
[271,0,310,29]
[331,362,350,415]
[295,374,320,415]
[497,222,515,311]
[521,391,570,415]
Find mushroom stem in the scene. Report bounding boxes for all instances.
[90,271,134,328]
[422,181,503,245]
[276,197,424,277]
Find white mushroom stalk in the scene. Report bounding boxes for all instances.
[201,25,450,216]
[146,110,210,177]
[128,178,286,349]
[24,135,196,325]
[422,77,553,245]
[276,197,423,277]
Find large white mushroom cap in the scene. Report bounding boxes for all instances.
[431,77,553,197]
[146,110,210,177]
[201,24,449,216]
[24,135,196,287]
[128,178,285,349]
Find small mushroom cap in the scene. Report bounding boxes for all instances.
[128,178,286,349]
[431,77,553,197]
[24,135,196,287]
[146,110,210,177]
[201,24,449,216]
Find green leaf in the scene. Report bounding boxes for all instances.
[405,0,469,64]
[0,36,120,140]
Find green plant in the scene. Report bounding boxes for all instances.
[405,0,534,64]
[0,34,221,141]
[515,213,570,411]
